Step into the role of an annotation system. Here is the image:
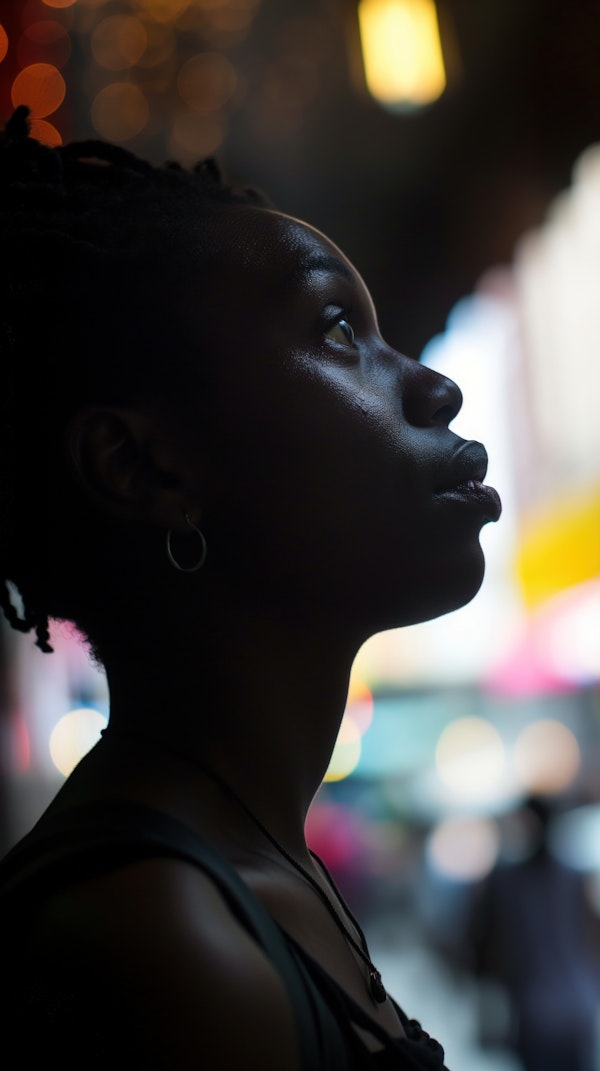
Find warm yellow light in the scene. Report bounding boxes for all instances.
[358,0,446,108]
[324,715,361,782]
[91,16,148,71]
[29,118,62,146]
[11,63,66,118]
[91,82,149,142]
[42,0,78,8]
[516,483,600,609]
[177,52,237,113]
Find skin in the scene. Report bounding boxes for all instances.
[29,204,501,1068]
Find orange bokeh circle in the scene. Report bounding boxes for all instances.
[11,63,66,118]
[0,24,8,65]
[28,117,62,146]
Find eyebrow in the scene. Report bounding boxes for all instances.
[282,252,355,287]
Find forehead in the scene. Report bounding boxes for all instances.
[197,204,357,293]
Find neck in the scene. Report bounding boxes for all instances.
[100,600,359,858]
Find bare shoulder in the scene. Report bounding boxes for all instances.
[31,856,303,1071]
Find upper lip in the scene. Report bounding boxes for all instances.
[435,440,489,493]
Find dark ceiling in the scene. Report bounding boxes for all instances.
[220,0,600,356]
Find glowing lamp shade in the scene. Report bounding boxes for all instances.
[357,0,446,109]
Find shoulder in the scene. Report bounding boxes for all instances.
[29,856,303,1071]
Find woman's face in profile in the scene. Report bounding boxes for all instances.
[170,203,501,633]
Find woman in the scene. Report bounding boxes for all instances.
[0,106,501,1069]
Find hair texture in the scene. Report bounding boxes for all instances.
[0,105,271,657]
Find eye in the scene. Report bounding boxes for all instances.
[324,317,355,346]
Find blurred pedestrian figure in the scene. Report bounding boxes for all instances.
[467,795,600,1071]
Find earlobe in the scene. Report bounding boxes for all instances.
[65,407,179,520]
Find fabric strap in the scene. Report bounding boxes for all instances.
[0,799,351,1071]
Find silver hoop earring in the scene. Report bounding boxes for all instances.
[166,513,207,573]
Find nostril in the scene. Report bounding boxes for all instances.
[432,402,458,426]
[424,374,462,427]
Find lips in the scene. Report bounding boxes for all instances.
[436,439,489,491]
[435,439,502,521]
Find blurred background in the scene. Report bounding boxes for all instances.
[3,2,600,1068]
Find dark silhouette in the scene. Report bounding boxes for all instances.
[468,796,600,1071]
[0,105,500,1069]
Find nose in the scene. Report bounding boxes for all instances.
[403,360,463,427]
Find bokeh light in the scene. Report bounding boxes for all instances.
[200,0,260,47]
[435,716,506,799]
[358,0,446,109]
[168,109,226,163]
[41,0,78,8]
[49,708,108,778]
[28,117,62,146]
[541,580,600,684]
[0,23,9,65]
[513,718,581,794]
[135,21,175,69]
[91,82,149,141]
[69,0,111,8]
[11,63,66,118]
[91,16,148,71]
[18,20,71,70]
[345,676,374,735]
[426,814,500,882]
[306,800,365,870]
[324,715,362,782]
[177,52,237,113]
[129,0,191,25]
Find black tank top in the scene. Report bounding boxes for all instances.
[0,801,449,1070]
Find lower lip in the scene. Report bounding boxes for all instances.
[435,480,502,521]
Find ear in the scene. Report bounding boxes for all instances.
[65,406,197,528]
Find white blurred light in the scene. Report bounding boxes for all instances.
[514,139,600,492]
[435,716,506,801]
[49,707,107,778]
[426,814,500,882]
[542,580,600,683]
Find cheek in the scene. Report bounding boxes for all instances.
[201,389,487,627]
[204,390,421,582]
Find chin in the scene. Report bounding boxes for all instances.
[424,547,487,623]
[385,544,487,630]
